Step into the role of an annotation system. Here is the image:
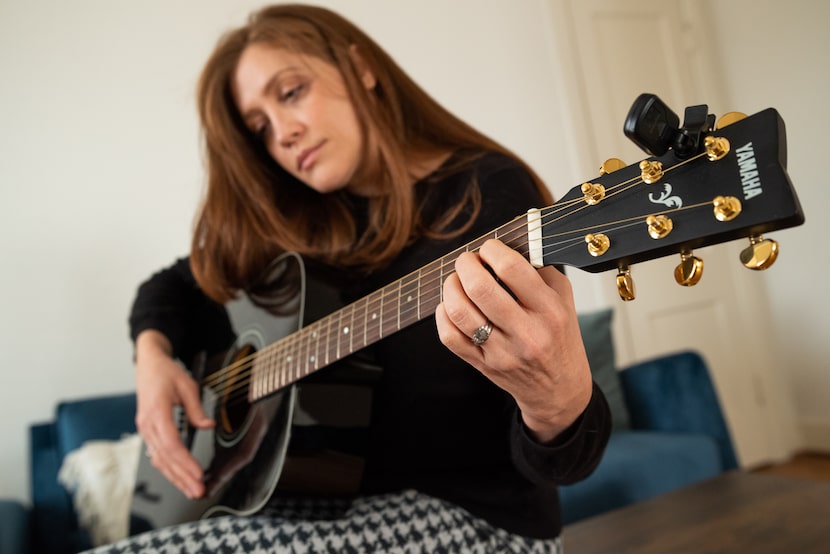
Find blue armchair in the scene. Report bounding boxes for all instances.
[16,394,137,554]
[559,350,738,524]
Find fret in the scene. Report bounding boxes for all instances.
[417,268,422,321]
[399,272,420,329]
[250,355,259,400]
[362,296,369,347]
[381,284,397,337]
[299,328,307,377]
[276,346,285,392]
[335,310,342,361]
[283,344,292,388]
[259,347,268,395]
[501,220,530,260]
[439,256,444,303]
[306,326,314,375]
[420,258,444,316]
[340,308,351,359]
[378,285,386,338]
[324,312,331,366]
[296,334,304,380]
[348,303,355,354]
[311,322,320,372]
[350,298,364,351]
[396,279,402,330]
[366,290,382,344]
[265,348,274,395]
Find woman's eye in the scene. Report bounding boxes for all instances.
[253,122,270,141]
[281,84,305,102]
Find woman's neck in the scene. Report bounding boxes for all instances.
[346,148,453,197]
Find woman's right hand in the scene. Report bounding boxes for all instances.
[134,329,215,499]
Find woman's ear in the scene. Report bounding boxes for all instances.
[349,44,377,90]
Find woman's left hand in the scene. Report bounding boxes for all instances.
[435,239,594,443]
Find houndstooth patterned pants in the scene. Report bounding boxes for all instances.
[86,490,562,553]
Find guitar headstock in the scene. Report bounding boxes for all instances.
[536,95,804,300]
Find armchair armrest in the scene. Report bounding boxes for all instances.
[0,499,31,554]
[619,351,738,470]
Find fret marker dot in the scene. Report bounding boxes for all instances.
[343,326,350,335]
[286,356,293,362]
[407,295,413,303]
[310,355,316,363]
[372,313,378,320]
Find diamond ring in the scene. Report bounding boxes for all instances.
[471,322,493,346]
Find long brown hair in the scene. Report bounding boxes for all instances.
[191,4,552,302]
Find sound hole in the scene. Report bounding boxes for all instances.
[216,343,255,440]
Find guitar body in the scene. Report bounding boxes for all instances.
[131,253,306,532]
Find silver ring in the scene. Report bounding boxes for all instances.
[145,446,154,459]
[471,322,493,346]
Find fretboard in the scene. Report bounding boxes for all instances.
[249,214,532,401]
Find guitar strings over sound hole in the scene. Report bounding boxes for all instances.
[216,343,255,438]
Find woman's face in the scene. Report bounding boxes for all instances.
[232,43,372,195]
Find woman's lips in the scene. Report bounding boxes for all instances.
[297,141,325,172]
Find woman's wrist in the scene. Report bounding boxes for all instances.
[135,329,174,363]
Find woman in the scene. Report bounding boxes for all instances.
[117,4,610,552]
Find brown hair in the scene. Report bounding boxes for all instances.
[191,3,552,302]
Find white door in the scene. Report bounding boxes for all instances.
[545,0,800,466]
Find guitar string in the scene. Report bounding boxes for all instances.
[203,152,712,404]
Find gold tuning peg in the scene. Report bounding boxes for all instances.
[600,158,626,175]
[616,267,636,301]
[740,235,779,270]
[715,111,748,129]
[640,160,664,184]
[674,251,704,286]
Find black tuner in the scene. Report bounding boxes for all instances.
[624,93,716,159]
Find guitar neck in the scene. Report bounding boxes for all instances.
[249,214,533,401]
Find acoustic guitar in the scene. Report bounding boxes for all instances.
[130,94,805,531]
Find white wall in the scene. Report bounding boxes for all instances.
[0,0,585,503]
[705,0,830,451]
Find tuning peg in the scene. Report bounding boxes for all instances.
[713,195,742,222]
[616,267,636,301]
[585,233,611,257]
[704,136,730,161]
[674,251,704,286]
[715,111,747,129]
[581,183,606,205]
[599,158,626,175]
[640,160,664,184]
[740,235,779,270]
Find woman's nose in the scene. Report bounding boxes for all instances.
[273,115,303,148]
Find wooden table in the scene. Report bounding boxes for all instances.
[562,471,830,553]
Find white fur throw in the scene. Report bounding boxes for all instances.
[58,433,142,546]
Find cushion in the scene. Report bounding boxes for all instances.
[58,434,142,546]
[558,430,723,524]
[0,499,30,554]
[578,308,630,431]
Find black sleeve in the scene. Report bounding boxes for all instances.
[510,382,612,485]
[128,257,234,365]
[472,156,613,484]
